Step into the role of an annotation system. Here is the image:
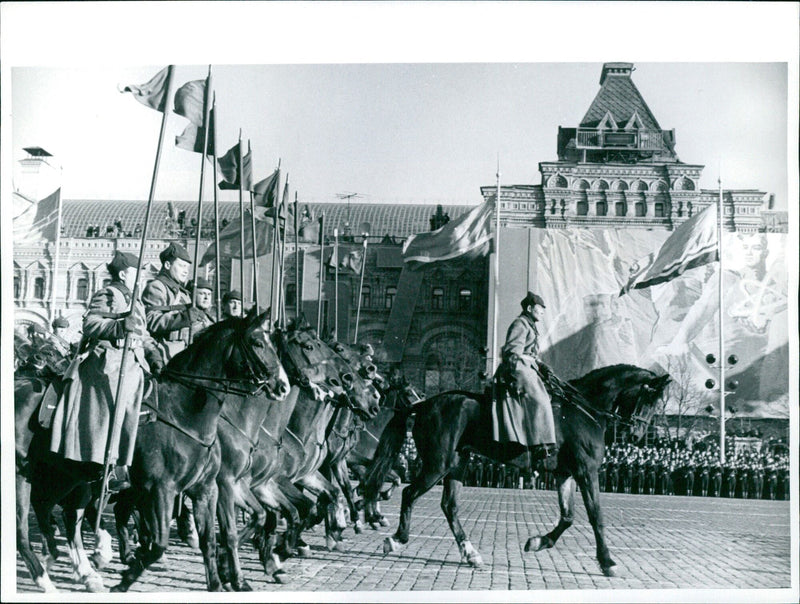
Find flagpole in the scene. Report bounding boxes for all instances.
[317,213,325,334]
[49,181,64,323]
[718,167,726,465]
[248,141,260,312]
[491,161,502,373]
[237,132,246,307]
[334,227,339,340]
[97,64,176,533]
[269,163,281,326]
[294,192,300,320]
[354,235,369,343]
[189,65,212,343]
[279,188,289,328]
[212,95,221,321]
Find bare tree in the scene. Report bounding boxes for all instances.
[662,354,711,440]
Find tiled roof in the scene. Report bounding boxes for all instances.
[580,66,661,130]
[60,199,477,240]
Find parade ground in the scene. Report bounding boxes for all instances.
[15,484,792,597]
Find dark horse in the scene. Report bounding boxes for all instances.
[374,364,669,576]
[110,309,290,592]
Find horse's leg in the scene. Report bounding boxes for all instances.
[574,469,616,577]
[83,497,113,570]
[190,482,224,592]
[441,462,482,567]
[333,458,362,534]
[16,473,56,592]
[31,490,61,574]
[62,502,105,592]
[113,489,138,565]
[384,460,446,554]
[217,477,260,591]
[525,473,575,553]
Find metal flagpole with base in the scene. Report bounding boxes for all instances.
[717,170,726,464]
[96,65,176,532]
[353,235,369,343]
[317,213,325,334]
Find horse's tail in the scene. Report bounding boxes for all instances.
[362,406,414,514]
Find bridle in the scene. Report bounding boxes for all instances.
[276,328,339,402]
[159,325,275,398]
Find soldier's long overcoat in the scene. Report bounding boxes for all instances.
[50,283,153,466]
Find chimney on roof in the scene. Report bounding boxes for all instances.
[599,62,634,85]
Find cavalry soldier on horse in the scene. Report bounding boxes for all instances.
[189,276,215,332]
[492,291,558,471]
[142,242,208,364]
[221,289,243,319]
[49,250,161,492]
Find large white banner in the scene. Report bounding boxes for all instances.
[495,228,789,418]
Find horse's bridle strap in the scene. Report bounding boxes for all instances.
[142,401,217,449]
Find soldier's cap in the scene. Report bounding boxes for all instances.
[159,242,192,265]
[520,291,546,309]
[52,317,69,328]
[192,276,213,291]
[107,250,139,274]
[222,290,242,303]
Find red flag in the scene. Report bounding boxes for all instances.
[13,188,61,244]
[200,210,272,264]
[218,144,252,190]
[121,66,171,112]
[252,169,279,207]
[174,79,206,126]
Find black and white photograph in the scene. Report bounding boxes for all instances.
[2,2,798,602]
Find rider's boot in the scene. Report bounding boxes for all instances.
[107,465,131,493]
[530,443,559,472]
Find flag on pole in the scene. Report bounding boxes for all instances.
[620,203,719,296]
[252,169,279,207]
[13,188,61,244]
[325,246,363,274]
[174,79,206,125]
[199,210,273,264]
[121,66,171,112]
[175,106,215,155]
[402,199,494,268]
[217,144,252,190]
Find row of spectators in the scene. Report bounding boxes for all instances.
[396,434,790,500]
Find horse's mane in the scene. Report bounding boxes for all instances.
[167,316,241,370]
[570,364,654,391]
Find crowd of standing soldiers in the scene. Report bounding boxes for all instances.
[396,434,790,500]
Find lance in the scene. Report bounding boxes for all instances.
[334,227,339,340]
[188,65,213,344]
[248,141,260,311]
[316,213,325,334]
[294,192,300,320]
[237,132,246,309]
[269,163,282,327]
[212,94,221,321]
[96,65,176,532]
[279,186,289,328]
[353,234,369,343]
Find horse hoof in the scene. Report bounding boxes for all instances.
[524,536,551,552]
[333,540,346,553]
[459,541,483,567]
[297,545,311,558]
[45,555,58,573]
[353,520,363,534]
[383,537,400,554]
[369,522,380,530]
[35,574,58,593]
[236,580,253,592]
[91,551,111,570]
[602,564,618,577]
[273,570,289,584]
[378,516,390,527]
[325,536,336,551]
[83,572,106,593]
[110,583,128,593]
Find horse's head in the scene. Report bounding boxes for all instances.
[607,366,670,442]
[182,308,290,400]
[328,341,381,419]
[379,374,422,411]
[274,322,346,403]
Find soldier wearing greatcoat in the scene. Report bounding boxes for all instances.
[49,250,160,491]
[189,276,216,333]
[492,292,557,470]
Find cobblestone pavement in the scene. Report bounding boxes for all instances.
[15,485,792,596]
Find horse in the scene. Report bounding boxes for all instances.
[375,364,669,577]
[110,309,290,592]
[15,349,116,592]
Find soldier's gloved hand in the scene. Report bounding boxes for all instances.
[122,313,143,336]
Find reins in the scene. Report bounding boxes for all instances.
[142,400,217,448]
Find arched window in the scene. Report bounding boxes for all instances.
[596,201,608,217]
[431,287,444,310]
[14,276,20,299]
[459,288,472,311]
[77,278,89,301]
[635,201,647,217]
[654,202,665,217]
[615,201,627,216]
[385,286,397,309]
[361,285,371,309]
[33,277,45,299]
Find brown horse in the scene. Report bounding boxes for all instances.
[374,365,669,577]
[110,309,289,592]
